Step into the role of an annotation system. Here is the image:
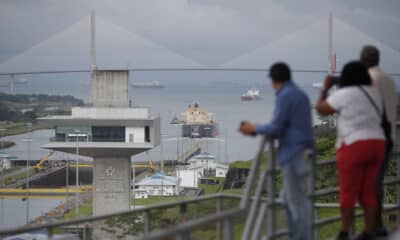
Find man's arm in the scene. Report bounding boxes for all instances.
[255,95,290,137]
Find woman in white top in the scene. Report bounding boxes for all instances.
[316,61,385,240]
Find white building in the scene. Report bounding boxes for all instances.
[187,152,229,178]
[176,152,229,188]
[0,154,11,172]
[176,166,203,188]
[215,163,229,178]
[134,190,149,199]
[135,172,180,197]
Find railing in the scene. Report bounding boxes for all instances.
[49,136,127,143]
[1,137,399,239]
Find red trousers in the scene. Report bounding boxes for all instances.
[337,140,385,208]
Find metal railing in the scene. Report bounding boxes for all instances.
[1,136,399,239]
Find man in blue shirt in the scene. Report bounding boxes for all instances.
[240,62,314,240]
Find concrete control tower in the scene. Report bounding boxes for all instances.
[39,13,160,216]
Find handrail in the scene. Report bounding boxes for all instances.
[239,136,269,209]
[1,136,399,240]
[136,209,243,240]
[0,193,227,236]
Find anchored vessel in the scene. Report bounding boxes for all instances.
[178,103,218,138]
[131,80,164,88]
[240,88,262,101]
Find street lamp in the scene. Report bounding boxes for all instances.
[22,136,32,224]
[0,128,4,229]
[0,128,5,152]
[160,133,168,196]
[74,130,80,217]
[64,152,69,209]
[69,129,85,218]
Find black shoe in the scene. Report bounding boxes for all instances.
[354,231,374,240]
[375,226,388,237]
[337,231,349,240]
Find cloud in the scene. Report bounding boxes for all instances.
[0,0,399,69]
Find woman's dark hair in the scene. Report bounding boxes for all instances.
[269,62,291,83]
[338,61,372,88]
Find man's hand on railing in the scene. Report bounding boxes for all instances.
[239,121,257,136]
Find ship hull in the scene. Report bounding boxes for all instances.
[240,96,262,101]
[131,85,164,88]
[182,124,218,138]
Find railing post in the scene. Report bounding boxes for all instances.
[144,210,151,235]
[180,203,187,222]
[308,151,315,240]
[177,231,191,240]
[397,149,400,224]
[267,139,276,240]
[351,211,356,237]
[216,197,222,240]
[240,137,268,209]
[83,224,87,240]
[46,227,53,239]
[223,218,232,240]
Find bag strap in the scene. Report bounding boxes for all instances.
[358,86,381,117]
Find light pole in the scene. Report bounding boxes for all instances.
[22,136,32,224]
[160,133,168,196]
[74,129,80,217]
[0,128,5,151]
[64,152,69,208]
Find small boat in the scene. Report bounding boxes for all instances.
[241,88,262,101]
[131,80,164,88]
[311,82,323,89]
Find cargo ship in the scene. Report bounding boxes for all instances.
[174,103,218,138]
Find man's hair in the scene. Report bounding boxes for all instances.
[360,45,380,68]
[269,62,291,83]
[338,61,372,88]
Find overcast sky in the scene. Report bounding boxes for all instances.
[0,0,400,71]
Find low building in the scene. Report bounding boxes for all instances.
[187,152,229,178]
[176,166,203,188]
[134,190,149,199]
[0,154,11,172]
[135,172,180,197]
[215,163,229,178]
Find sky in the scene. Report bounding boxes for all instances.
[0,0,400,72]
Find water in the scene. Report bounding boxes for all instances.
[1,71,399,231]
[0,71,350,162]
[0,196,66,230]
[2,70,399,162]
[2,129,54,161]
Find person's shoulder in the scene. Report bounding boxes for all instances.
[364,85,380,95]
[332,86,357,96]
[370,66,394,82]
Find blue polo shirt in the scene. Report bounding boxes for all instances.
[256,81,314,166]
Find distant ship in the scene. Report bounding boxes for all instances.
[311,82,323,89]
[241,88,262,101]
[131,80,164,88]
[173,103,218,138]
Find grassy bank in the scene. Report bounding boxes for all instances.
[0,168,35,186]
[63,201,93,219]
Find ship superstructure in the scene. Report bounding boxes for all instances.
[179,103,218,138]
[240,88,262,101]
